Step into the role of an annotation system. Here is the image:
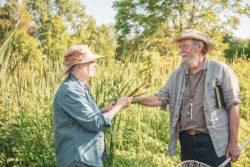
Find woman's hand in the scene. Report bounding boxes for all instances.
[102,96,133,119]
[101,101,116,113]
[116,96,133,109]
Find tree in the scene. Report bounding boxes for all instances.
[0,0,41,64]
[223,34,250,62]
[113,0,250,61]
[0,0,118,65]
[113,0,172,60]
[26,0,87,60]
[26,0,117,60]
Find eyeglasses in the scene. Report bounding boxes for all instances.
[178,43,194,50]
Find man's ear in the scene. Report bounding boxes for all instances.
[198,41,203,52]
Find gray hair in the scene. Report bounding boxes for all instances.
[192,39,208,55]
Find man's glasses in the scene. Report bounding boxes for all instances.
[178,43,194,50]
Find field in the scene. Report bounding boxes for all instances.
[0,36,249,167]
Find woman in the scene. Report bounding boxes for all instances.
[53,45,132,167]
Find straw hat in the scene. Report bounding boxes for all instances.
[173,30,215,53]
[60,45,103,76]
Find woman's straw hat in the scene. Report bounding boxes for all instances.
[173,30,215,53]
[60,45,103,76]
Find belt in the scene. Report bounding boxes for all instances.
[185,129,204,135]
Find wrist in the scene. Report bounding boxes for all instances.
[101,107,107,113]
[132,97,141,104]
[132,99,137,104]
[229,140,238,145]
[229,137,238,145]
[114,103,123,110]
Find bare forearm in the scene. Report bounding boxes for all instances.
[225,104,240,161]
[228,104,240,144]
[103,105,122,120]
[132,96,162,107]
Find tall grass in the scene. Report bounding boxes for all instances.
[0,34,249,167]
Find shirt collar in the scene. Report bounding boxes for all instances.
[68,73,90,90]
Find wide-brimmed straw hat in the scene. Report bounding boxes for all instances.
[60,45,103,76]
[173,30,215,53]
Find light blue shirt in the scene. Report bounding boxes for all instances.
[53,74,112,167]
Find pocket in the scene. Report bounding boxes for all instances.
[209,108,228,128]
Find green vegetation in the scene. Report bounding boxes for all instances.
[0,0,249,167]
[223,34,250,62]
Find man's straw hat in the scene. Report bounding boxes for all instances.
[60,45,103,76]
[173,30,215,53]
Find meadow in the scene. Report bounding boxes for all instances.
[0,31,249,167]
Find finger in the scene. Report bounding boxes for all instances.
[231,155,236,162]
[235,152,240,161]
[225,151,229,158]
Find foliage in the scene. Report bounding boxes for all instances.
[0,33,249,166]
[0,0,41,65]
[0,0,117,63]
[0,0,249,167]
[223,34,250,62]
[113,0,249,61]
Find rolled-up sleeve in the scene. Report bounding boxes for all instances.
[155,80,170,110]
[221,65,241,109]
[59,90,112,132]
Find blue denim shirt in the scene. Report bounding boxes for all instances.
[53,74,112,167]
[155,59,241,157]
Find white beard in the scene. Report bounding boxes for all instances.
[180,53,200,69]
[88,70,95,77]
[82,67,95,77]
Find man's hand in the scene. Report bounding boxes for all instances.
[225,142,240,162]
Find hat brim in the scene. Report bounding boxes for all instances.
[173,36,215,53]
[60,54,103,77]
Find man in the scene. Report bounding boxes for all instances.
[132,30,241,167]
[53,45,132,167]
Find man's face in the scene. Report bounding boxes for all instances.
[79,61,97,77]
[178,39,200,69]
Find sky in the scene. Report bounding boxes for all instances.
[0,0,249,38]
[82,0,250,39]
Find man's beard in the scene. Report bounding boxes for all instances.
[180,53,200,69]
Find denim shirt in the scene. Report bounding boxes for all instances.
[53,74,112,167]
[155,59,241,157]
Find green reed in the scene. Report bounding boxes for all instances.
[0,30,249,167]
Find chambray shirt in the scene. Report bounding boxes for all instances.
[155,58,241,157]
[53,74,112,167]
